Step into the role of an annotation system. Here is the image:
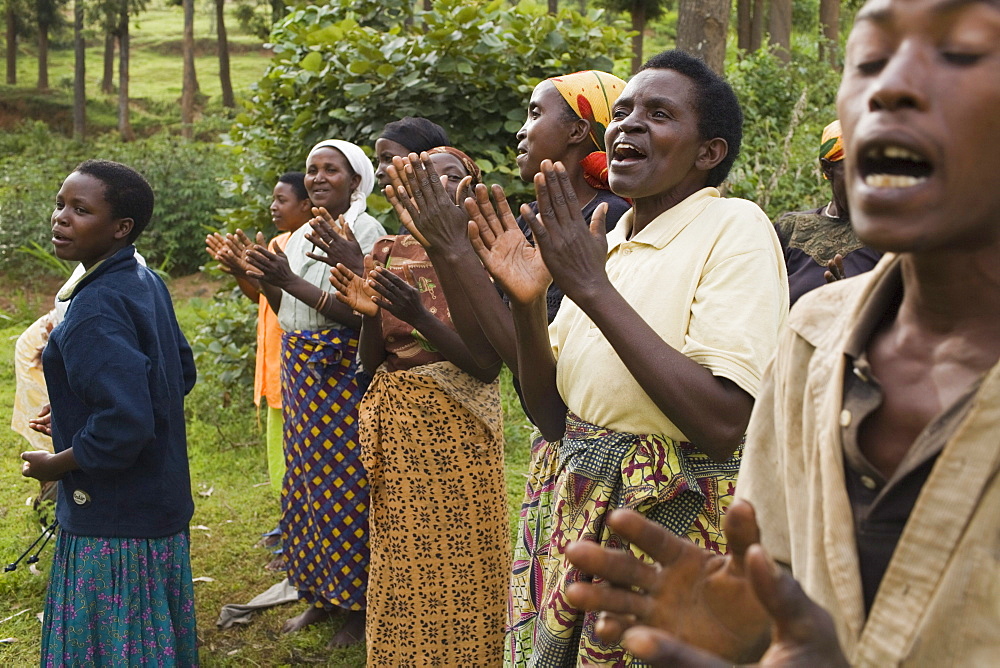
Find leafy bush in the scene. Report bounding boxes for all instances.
[90,135,240,274]
[189,289,259,403]
[0,124,238,277]
[222,0,632,234]
[725,46,842,219]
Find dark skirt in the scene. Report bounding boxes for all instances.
[41,529,198,667]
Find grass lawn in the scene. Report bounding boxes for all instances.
[2,0,272,135]
[0,280,533,667]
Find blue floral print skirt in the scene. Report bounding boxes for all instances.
[41,529,198,667]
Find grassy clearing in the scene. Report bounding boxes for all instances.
[2,0,271,135]
[0,284,533,667]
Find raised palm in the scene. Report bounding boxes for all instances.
[385,154,471,251]
[465,183,551,305]
[223,230,263,276]
[475,226,550,305]
[329,255,380,317]
[566,503,773,664]
[568,504,848,668]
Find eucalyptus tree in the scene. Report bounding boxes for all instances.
[676,0,730,73]
[181,0,199,137]
[599,0,670,73]
[35,0,68,89]
[73,0,84,139]
[216,0,234,108]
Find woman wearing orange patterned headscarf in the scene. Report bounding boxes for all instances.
[548,70,626,190]
[514,70,632,322]
[774,119,881,305]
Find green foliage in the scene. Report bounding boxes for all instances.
[233,0,281,40]
[725,46,842,219]
[0,123,238,277]
[189,290,259,407]
[91,134,240,274]
[223,0,632,234]
[17,241,76,277]
[598,0,672,24]
[792,0,820,34]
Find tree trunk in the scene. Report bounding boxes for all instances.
[737,0,751,52]
[182,0,199,138]
[102,31,115,93]
[630,0,645,75]
[750,0,765,51]
[216,0,234,108]
[768,0,792,62]
[422,0,430,10]
[676,0,730,74]
[5,4,16,85]
[118,6,134,141]
[37,24,48,89]
[73,0,85,140]
[819,0,840,67]
[548,0,557,13]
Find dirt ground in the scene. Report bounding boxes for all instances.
[1,272,225,321]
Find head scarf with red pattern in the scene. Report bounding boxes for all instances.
[548,70,627,190]
[820,120,845,163]
[425,146,482,186]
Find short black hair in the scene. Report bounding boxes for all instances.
[640,50,743,187]
[74,159,155,243]
[277,171,309,201]
[379,117,450,154]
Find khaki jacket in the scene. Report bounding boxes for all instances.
[739,254,1000,666]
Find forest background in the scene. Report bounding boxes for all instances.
[1,0,853,664]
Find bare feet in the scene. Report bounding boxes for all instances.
[264,554,286,572]
[327,610,366,649]
[281,605,338,634]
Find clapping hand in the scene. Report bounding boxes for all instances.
[368,265,429,327]
[245,239,295,287]
[465,182,551,305]
[523,160,610,304]
[206,231,258,277]
[329,254,381,317]
[304,207,365,276]
[205,232,230,271]
[565,501,848,667]
[384,153,474,251]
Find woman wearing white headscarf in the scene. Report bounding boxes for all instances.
[246,138,383,646]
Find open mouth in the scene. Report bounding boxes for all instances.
[859,144,933,189]
[612,141,646,162]
[52,230,70,243]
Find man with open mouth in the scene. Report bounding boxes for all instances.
[564,0,1000,665]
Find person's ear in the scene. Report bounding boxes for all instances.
[350,173,362,194]
[819,158,835,179]
[695,138,728,173]
[566,118,592,148]
[298,197,313,214]
[113,217,135,241]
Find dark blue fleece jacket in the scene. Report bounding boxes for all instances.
[43,246,197,538]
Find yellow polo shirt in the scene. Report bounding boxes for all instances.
[549,187,788,440]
